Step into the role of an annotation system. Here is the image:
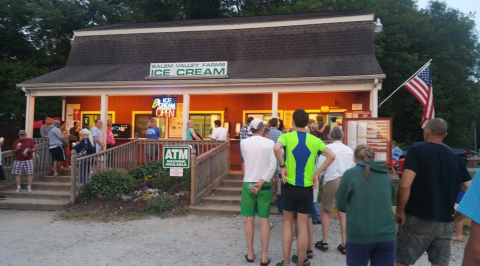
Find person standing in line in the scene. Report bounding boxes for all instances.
[106,120,116,149]
[211,120,228,140]
[391,140,403,178]
[0,137,7,199]
[396,118,471,266]
[274,108,335,266]
[145,118,160,160]
[240,119,277,266]
[239,117,254,175]
[278,119,287,134]
[316,116,331,141]
[12,130,36,192]
[60,121,71,168]
[69,121,80,148]
[314,126,355,255]
[454,170,480,266]
[309,123,321,139]
[91,119,105,152]
[48,120,66,176]
[186,120,202,140]
[268,118,283,211]
[335,145,397,266]
[40,115,52,138]
[74,129,97,183]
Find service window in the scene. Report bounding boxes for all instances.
[82,113,113,129]
[244,112,282,124]
[134,114,166,138]
[189,113,222,139]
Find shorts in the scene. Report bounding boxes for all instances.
[294,201,319,219]
[240,182,272,218]
[11,159,34,175]
[322,177,341,212]
[50,146,66,162]
[397,215,453,266]
[282,183,313,214]
[346,240,396,266]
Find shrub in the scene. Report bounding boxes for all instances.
[77,169,137,201]
[148,194,177,214]
[131,160,164,180]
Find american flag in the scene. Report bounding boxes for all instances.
[404,65,435,128]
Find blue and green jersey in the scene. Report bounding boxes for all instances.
[277,131,326,187]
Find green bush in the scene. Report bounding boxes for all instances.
[148,194,177,214]
[131,160,164,180]
[77,169,137,201]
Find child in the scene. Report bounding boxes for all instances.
[392,140,403,178]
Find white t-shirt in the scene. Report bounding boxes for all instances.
[211,127,228,140]
[316,141,355,186]
[240,136,276,183]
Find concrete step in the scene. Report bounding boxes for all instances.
[228,174,243,180]
[188,204,282,216]
[38,176,71,183]
[211,186,242,196]
[200,195,241,206]
[60,168,72,176]
[21,182,71,192]
[0,190,70,200]
[0,198,70,211]
[220,179,243,187]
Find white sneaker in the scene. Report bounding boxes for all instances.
[269,221,273,229]
[15,186,21,192]
[27,186,32,193]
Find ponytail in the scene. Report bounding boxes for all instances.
[354,145,375,180]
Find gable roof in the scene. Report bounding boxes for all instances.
[20,9,384,86]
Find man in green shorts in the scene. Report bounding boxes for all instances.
[240,119,277,265]
[274,109,336,266]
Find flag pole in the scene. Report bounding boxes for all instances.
[378,59,432,108]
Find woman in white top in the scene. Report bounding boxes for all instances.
[314,126,355,255]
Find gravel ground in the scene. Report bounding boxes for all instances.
[0,210,468,266]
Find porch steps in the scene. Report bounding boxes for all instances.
[188,172,281,217]
[0,168,72,211]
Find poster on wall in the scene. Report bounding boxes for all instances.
[66,104,80,129]
[152,97,177,118]
[343,118,392,166]
[168,103,183,138]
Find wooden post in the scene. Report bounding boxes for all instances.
[190,147,197,205]
[70,149,77,204]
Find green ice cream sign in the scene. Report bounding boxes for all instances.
[150,61,227,77]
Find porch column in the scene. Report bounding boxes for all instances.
[182,94,190,140]
[100,94,108,150]
[272,91,278,118]
[61,97,66,121]
[25,90,35,137]
[370,80,380,118]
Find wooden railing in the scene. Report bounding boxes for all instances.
[0,143,52,189]
[191,141,230,204]
[70,139,228,204]
[33,138,49,145]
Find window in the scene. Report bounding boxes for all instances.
[189,113,222,139]
[134,114,166,138]
[82,113,113,129]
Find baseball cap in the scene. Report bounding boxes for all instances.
[249,119,263,130]
[52,120,60,125]
[18,130,27,135]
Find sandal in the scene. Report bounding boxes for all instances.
[306,250,314,259]
[315,240,329,251]
[245,254,255,263]
[291,255,310,266]
[260,257,271,266]
[337,244,346,255]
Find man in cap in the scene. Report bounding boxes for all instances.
[240,118,277,266]
[11,130,36,192]
[48,120,66,176]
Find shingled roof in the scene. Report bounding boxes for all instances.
[21,9,384,85]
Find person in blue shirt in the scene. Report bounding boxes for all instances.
[145,118,160,160]
[455,171,479,266]
[391,140,402,178]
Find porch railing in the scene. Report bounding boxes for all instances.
[0,143,52,189]
[70,139,228,204]
[190,140,230,204]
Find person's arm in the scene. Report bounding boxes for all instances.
[274,140,288,182]
[463,221,480,266]
[74,140,84,153]
[253,149,277,192]
[211,129,218,140]
[460,180,471,193]
[190,129,201,140]
[29,140,36,152]
[53,129,65,141]
[11,141,21,154]
[396,169,416,226]
[40,125,48,138]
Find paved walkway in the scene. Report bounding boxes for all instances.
[467,168,478,172]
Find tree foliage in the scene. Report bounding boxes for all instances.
[0,0,479,148]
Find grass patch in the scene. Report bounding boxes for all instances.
[57,207,150,222]
[469,171,477,177]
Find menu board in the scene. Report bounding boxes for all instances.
[343,118,392,165]
[168,103,183,138]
